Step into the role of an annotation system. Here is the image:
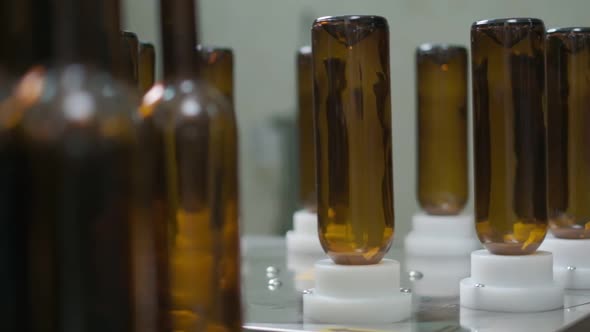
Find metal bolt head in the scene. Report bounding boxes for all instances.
[408,270,423,281]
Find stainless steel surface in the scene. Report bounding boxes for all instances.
[242,236,590,332]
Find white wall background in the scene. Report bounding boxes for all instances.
[122,0,590,247]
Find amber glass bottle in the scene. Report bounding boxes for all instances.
[0,0,52,330]
[546,28,590,239]
[312,15,394,265]
[18,0,145,330]
[296,46,316,211]
[121,31,139,87]
[151,0,242,331]
[416,44,468,216]
[197,45,234,103]
[471,18,548,255]
[138,42,156,95]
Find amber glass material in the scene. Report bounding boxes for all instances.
[120,31,139,86]
[139,42,156,95]
[472,18,548,255]
[0,1,53,329]
[150,0,242,331]
[312,15,394,265]
[11,0,142,330]
[296,46,316,211]
[416,44,468,216]
[546,28,590,239]
[197,46,234,104]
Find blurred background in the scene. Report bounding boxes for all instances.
[122,0,590,244]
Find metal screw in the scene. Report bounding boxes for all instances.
[400,288,412,293]
[267,278,282,291]
[567,266,577,271]
[408,270,424,281]
[266,266,280,278]
[475,283,485,288]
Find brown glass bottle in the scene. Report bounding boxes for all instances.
[0,0,53,329]
[120,31,139,87]
[151,0,242,331]
[18,0,144,331]
[313,15,394,265]
[472,18,548,255]
[139,42,156,95]
[416,44,468,216]
[546,28,590,239]
[197,45,234,104]
[296,46,316,211]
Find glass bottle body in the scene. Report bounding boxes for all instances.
[146,80,240,331]
[471,18,548,255]
[22,65,139,331]
[313,16,394,265]
[546,28,590,239]
[417,44,468,216]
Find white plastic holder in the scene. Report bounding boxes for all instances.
[303,259,412,324]
[404,212,481,256]
[286,209,323,255]
[405,254,471,298]
[539,234,590,290]
[460,250,564,312]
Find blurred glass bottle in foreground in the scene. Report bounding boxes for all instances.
[142,0,242,330]
[0,0,53,330]
[416,44,468,216]
[546,27,590,239]
[296,46,316,212]
[471,18,548,255]
[312,15,395,265]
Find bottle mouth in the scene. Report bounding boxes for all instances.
[547,27,590,34]
[313,15,388,28]
[416,43,467,55]
[472,17,544,28]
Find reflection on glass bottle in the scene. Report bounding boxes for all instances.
[296,46,316,212]
[416,44,468,216]
[313,15,394,265]
[149,0,242,331]
[139,42,156,95]
[546,28,590,239]
[471,18,548,255]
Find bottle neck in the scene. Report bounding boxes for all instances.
[53,0,123,74]
[0,0,53,75]
[160,0,200,81]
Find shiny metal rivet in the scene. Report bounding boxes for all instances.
[408,270,424,281]
[266,266,280,278]
[400,288,412,293]
[303,289,313,295]
[267,278,282,291]
[567,266,577,271]
[475,283,485,288]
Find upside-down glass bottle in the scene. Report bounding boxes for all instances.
[151,0,242,330]
[471,18,548,255]
[546,27,590,239]
[416,44,468,216]
[312,15,394,265]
